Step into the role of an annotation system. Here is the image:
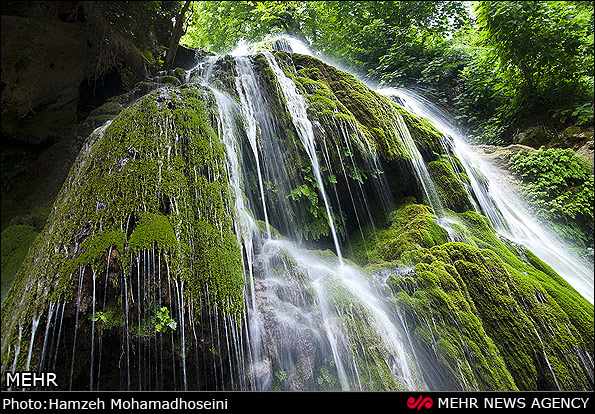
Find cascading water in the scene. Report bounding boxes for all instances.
[217,38,592,391]
[378,88,594,304]
[262,51,344,263]
[200,48,429,390]
[2,36,592,393]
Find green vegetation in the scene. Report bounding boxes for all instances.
[154,306,177,332]
[428,161,474,213]
[350,198,593,390]
[183,1,593,143]
[508,148,594,253]
[128,213,177,253]
[1,85,245,371]
[1,225,38,300]
[471,1,593,136]
[1,2,592,391]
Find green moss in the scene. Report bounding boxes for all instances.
[159,75,181,86]
[428,161,474,213]
[129,213,176,252]
[349,198,449,266]
[353,198,593,390]
[21,204,52,231]
[69,229,127,275]
[393,106,445,162]
[87,101,124,118]
[390,257,518,390]
[84,101,125,129]
[1,85,246,370]
[289,53,445,165]
[173,67,186,83]
[1,225,38,300]
[289,53,407,162]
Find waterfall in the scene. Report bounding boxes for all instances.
[234,56,273,239]
[390,112,444,215]
[3,36,591,393]
[262,51,344,263]
[379,88,594,304]
[200,50,428,390]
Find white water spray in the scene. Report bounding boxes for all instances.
[379,88,594,304]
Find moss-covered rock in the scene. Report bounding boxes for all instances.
[390,258,518,390]
[1,225,38,300]
[1,85,245,381]
[158,75,181,86]
[84,101,125,129]
[428,161,474,213]
[349,198,450,266]
[290,53,445,164]
[352,198,594,390]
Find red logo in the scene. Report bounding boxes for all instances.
[407,395,433,410]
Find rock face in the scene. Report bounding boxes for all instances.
[1,2,183,234]
[555,126,594,170]
[172,45,215,70]
[474,144,535,189]
[0,15,97,123]
[1,50,593,392]
[511,125,594,170]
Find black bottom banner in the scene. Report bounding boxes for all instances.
[1,391,593,412]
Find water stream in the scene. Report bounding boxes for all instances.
[378,88,594,304]
[3,37,592,393]
[203,51,428,390]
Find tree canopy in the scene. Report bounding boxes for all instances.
[182,1,594,144]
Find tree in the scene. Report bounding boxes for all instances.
[182,1,468,76]
[474,1,593,120]
[164,1,192,70]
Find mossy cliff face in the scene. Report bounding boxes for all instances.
[249,51,449,242]
[428,161,475,213]
[1,225,39,300]
[352,199,594,390]
[1,49,592,391]
[288,53,446,164]
[1,85,244,389]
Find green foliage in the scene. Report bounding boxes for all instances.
[92,306,124,334]
[183,1,468,76]
[508,148,594,251]
[154,306,177,332]
[474,1,594,125]
[316,365,337,388]
[184,1,593,143]
[274,370,288,383]
[553,102,594,126]
[183,1,313,53]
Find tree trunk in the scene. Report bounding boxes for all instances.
[164,1,192,70]
[520,61,541,111]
